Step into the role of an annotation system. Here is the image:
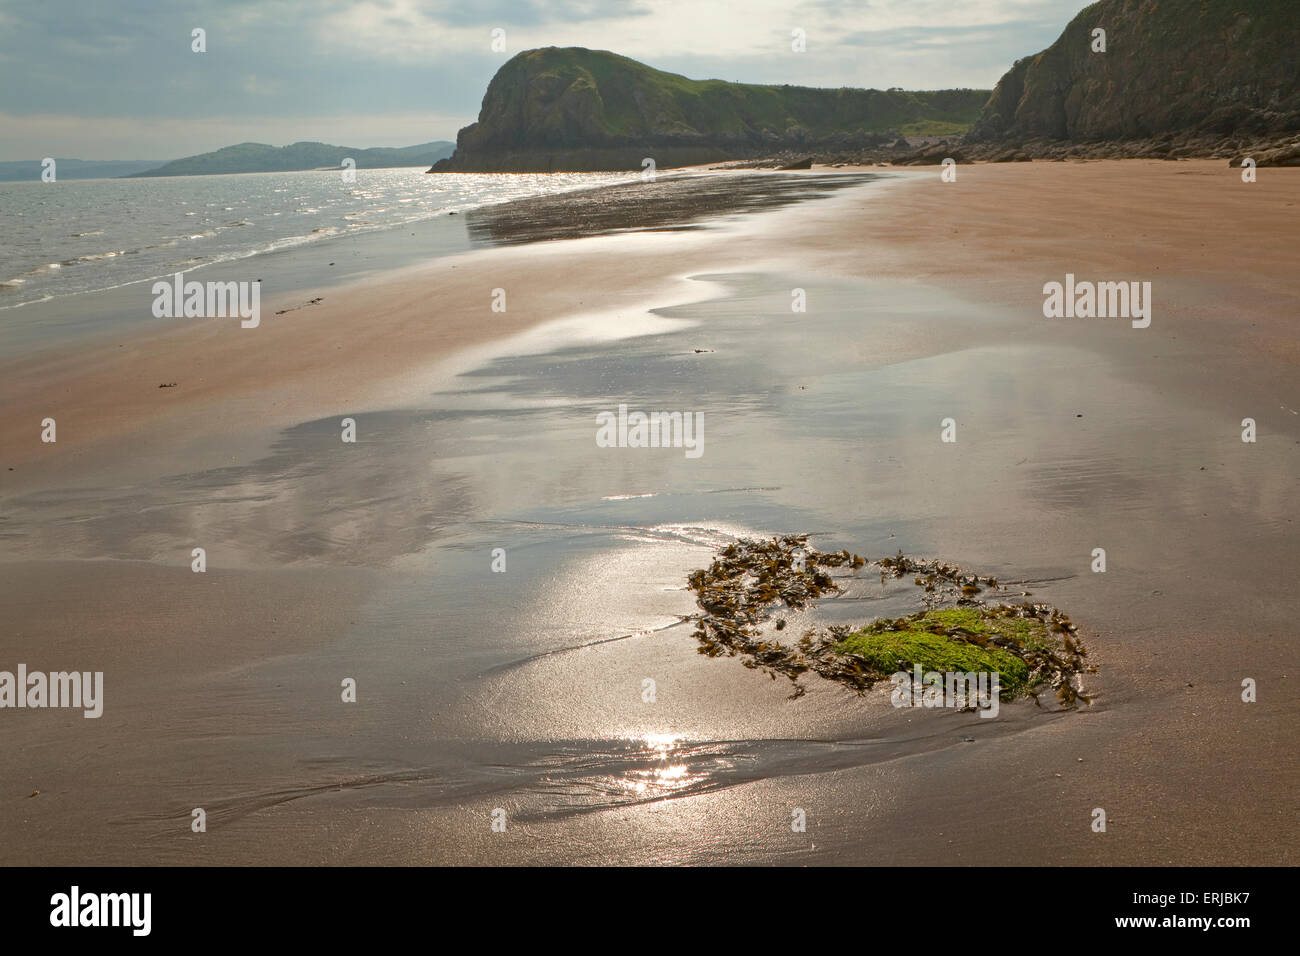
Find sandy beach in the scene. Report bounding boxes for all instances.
[4,160,1297,483]
[2,160,1296,865]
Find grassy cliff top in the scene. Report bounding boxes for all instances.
[492,47,989,139]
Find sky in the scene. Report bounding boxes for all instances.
[0,0,1088,160]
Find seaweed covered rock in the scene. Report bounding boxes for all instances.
[685,536,1093,703]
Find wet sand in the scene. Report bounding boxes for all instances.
[1,161,1297,865]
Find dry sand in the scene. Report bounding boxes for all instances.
[835,159,1300,365]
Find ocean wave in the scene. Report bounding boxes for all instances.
[0,292,53,310]
[60,250,126,265]
[259,233,319,252]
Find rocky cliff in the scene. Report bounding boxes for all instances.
[432,48,988,172]
[965,0,1300,160]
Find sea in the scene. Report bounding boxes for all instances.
[0,166,639,337]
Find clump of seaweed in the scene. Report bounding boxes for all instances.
[685,536,1094,705]
[686,535,864,696]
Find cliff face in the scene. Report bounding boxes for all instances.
[433,48,988,172]
[967,0,1300,145]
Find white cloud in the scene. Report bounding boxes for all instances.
[313,0,1082,63]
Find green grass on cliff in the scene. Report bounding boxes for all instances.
[899,120,972,137]
[494,48,989,141]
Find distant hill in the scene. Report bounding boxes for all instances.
[965,0,1300,160]
[130,141,455,177]
[432,47,989,172]
[0,159,164,182]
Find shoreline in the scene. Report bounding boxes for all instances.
[0,169,908,489]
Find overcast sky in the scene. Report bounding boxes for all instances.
[0,0,1086,160]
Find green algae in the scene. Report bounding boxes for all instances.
[836,609,1034,695]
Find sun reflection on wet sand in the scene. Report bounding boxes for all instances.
[642,733,680,752]
[624,733,700,795]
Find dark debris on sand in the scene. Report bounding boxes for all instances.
[463,173,879,246]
